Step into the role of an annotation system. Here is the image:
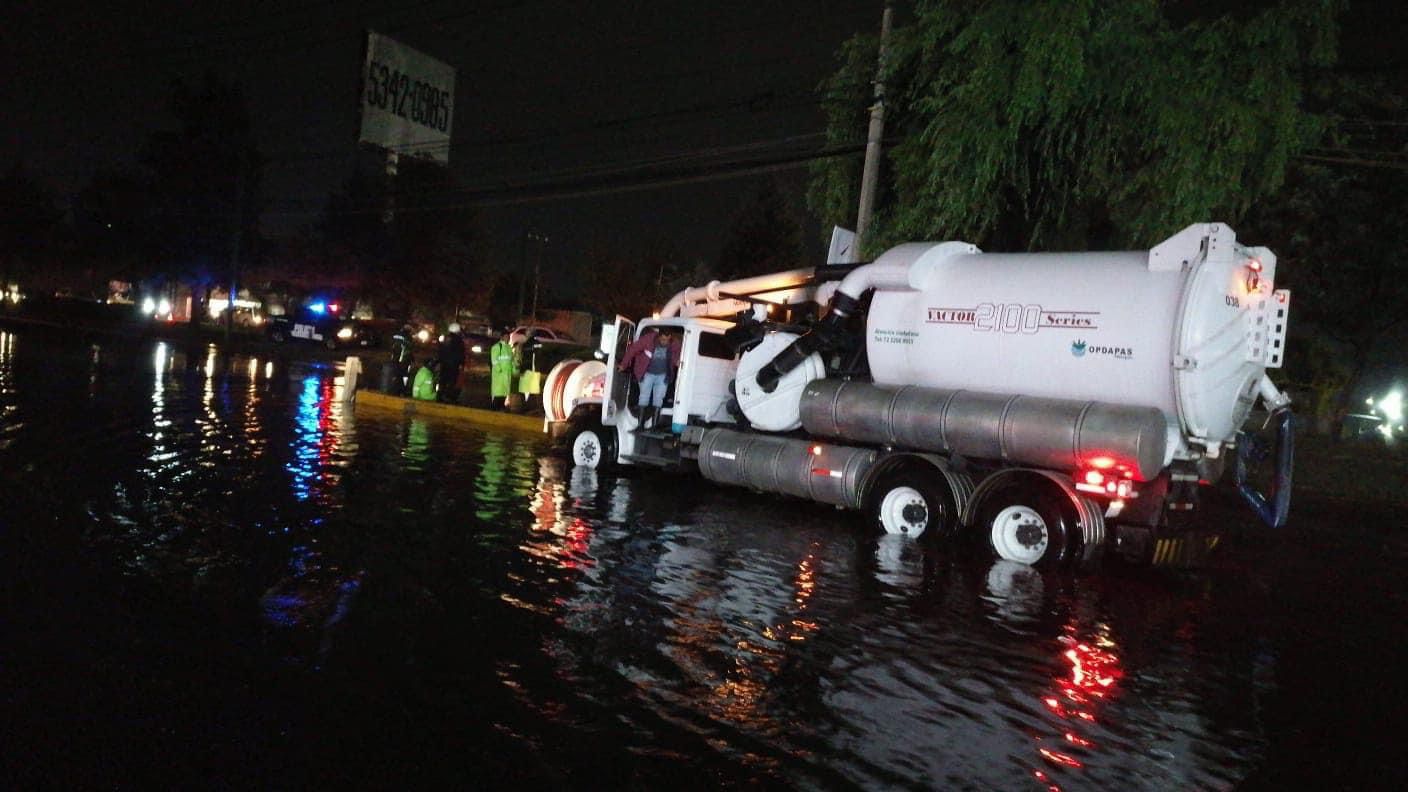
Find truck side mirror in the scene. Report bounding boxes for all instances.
[598,324,618,356]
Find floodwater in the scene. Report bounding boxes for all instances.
[2,328,1404,789]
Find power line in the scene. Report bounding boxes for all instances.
[1296,153,1408,171]
[189,137,869,219]
[263,78,870,166]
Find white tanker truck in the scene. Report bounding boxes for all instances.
[541,223,1294,567]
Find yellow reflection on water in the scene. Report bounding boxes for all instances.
[148,343,172,473]
[0,332,16,448]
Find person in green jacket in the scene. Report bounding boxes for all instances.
[411,357,438,401]
[489,329,519,409]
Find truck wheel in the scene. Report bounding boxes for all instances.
[570,422,616,471]
[866,469,954,542]
[974,482,1079,568]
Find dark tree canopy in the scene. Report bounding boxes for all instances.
[142,71,262,288]
[810,0,1342,254]
[320,154,480,323]
[0,163,62,285]
[716,179,804,281]
[575,241,705,322]
[73,168,157,284]
[1241,72,1408,422]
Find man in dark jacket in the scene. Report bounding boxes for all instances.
[618,327,681,429]
[436,322,465,403]
[389,324,415,395]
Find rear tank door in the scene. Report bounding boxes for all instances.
[602,315,636,426]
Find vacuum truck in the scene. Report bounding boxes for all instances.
[541,223,1294,567]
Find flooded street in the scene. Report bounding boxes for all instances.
[3,328,1404,789]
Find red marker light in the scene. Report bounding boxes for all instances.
[328,303,340,313]
[1248,257,1263,273]
[1088,456,1115,470]
[811,445,823,456]
[1084,470,1104,486]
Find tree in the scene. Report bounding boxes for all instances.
[810,0,1342,254]
[575,242,701,322]
[717,179,804,280]
[142,71,262,321]
[321,154,480,323]
[1242,75,1408,433]
[72,167,158,286]
[0,163,63,288]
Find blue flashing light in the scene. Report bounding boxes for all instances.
[308,301,327,314]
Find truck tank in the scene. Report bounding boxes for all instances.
[860,224,1287,456]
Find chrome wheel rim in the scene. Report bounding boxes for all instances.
[990,504,1048,565]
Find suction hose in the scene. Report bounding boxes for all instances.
[753,253,918,392]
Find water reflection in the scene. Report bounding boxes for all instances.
[0,328,1335,788]
[0,331,17,450]
[473,434,536,522]
[147,342,173,475]
[403,417,429,468]
[287,373,341,505]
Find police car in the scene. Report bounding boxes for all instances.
[267,302,379,350]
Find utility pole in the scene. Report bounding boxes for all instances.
[529,232,548,325]
[225,152,248,343]
[516,230,529,321]
[854,0,894,255]
[517,230,548,323]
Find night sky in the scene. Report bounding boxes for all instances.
[3,0,885,295]
[4,1,1405,300]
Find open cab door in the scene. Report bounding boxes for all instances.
[601,315,636,426]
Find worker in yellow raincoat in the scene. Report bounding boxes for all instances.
[489,329,519,409]
[411,358,438,401]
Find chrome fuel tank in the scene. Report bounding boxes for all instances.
[799,379,1169,481]
[698,428,876,508]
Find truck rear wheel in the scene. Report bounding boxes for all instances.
[973,481,1079,568]
[866,469,955,542]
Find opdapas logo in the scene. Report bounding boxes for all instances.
[1071,339,1133,360]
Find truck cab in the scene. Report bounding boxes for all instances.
[545,315,741,469]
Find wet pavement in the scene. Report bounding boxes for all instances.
[2,328,1405,789]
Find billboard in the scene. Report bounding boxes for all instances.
[359,31,454,164]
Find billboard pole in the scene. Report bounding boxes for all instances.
[383,148,398,224]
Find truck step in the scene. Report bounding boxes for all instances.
[621,453,679,467]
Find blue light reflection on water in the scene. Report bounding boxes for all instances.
[286,372,339,508]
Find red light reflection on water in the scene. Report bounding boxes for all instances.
[1032,633,1124,789]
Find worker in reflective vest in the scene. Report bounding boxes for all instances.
[412,357,438,401]
[489,329,519,409]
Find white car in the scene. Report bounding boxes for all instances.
[509,326,575,345]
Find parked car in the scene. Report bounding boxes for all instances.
[458,322,499,355]
[509,325,575,345]
[268,310,380,349]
